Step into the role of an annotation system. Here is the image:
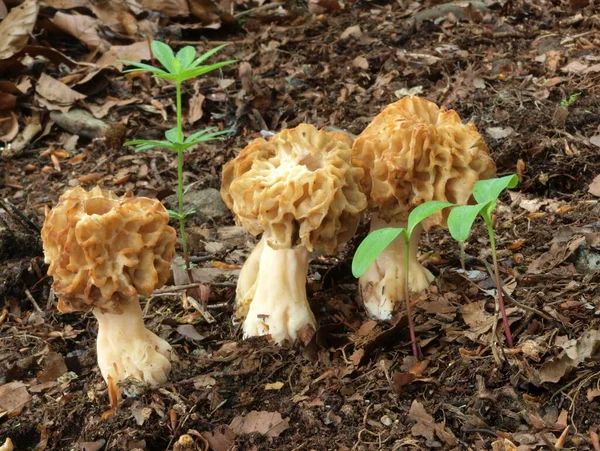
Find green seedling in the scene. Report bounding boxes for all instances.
[352,200,453,358]
[447,174,519,348]
[121,41,236,272]
[560,92,581,108]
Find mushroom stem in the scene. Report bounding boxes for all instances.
[241,234,316,343]
[359,214,434,322]
[93,297,172,400]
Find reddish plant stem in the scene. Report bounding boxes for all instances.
[404,235,422,359]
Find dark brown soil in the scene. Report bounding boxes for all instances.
[2,0,600,450]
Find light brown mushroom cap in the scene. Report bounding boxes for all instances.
[352,96,496,228]
[41,187,176,313]
[221,123,367,253]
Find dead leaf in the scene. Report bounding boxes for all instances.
[43,0,90,7]
[352,56,369,69]
[538,329,600,383]
[96,41,151,70]
[589,174,600,197]
[0,438,13,451]
[188,81,205,125]
[0,0,39,60]
[587,388,600,402]
[204,425,236,451]
[79,439,105,451]
[491,438,518,451]
[0,381,32,416]
[528,226,586,274]
[193,375,217,389]
[487,126,514,140]
[38,352,68,383]
[0,110,18,142]
[50,12,108,51]
[176,324,205,341]
[36,73,86,107]
[392,372,416,393]
[139,0,189,17]
[264,382,284,391]
[230,411,290,438]
[341,25,361,40]
[408,400,435,440]
[0,1,6,19]
[131,402,153,426]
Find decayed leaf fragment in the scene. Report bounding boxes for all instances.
[36,73,86,108]
[229,411,290,438]
[538,329,600,383]
[0,381,32,416]
[50,11,108,51]
[0,0,39,60]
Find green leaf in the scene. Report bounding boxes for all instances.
[447,204,486,242]
[407,200,453,237]
[167,209,182,219]
[176,46,196,71]
[178,60,237,81]
[120,61,168,76]
[473,175,518,205]
[184,207,196,216]
[192,44,229,67]
[151,41,177,73]
[165,127,182,143]
[185,128,231,144]
[352,227,405,278]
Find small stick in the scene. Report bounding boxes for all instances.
[24,289,44,314]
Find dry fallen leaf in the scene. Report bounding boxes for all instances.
[491,438,518,451]
[352,56,369,70]
[204,425,236,451]
[0,438,13,451]
[0,110,18,142]
[264,382,284,391]
[408,400,435,441]
[588,174,600,197]
[0,0,39,60]
[36,73,86,107]
[538,329,600,383]
[0,381,32,416]
[139,0,189,17]
[50,12,108,51]
[230,411,290,438]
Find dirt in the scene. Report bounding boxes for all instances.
[1,0,600,450]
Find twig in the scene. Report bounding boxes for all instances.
[550,370,592,402]
[25,289,44,314]
[234,3,284,18]
[187,294,216,323]
[153,282,235,294]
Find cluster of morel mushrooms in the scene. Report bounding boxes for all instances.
[41,96,496,406]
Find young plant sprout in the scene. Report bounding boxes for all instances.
[447,174,519,347]
[41,187,176,408]
[121,41,236,275]
[221,124,367,343]
[351,96,496,325]
[352,201,452,358]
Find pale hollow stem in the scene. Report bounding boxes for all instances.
[403,234,421,359]
[485,216,514,348]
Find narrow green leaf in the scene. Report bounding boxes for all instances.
[120,61,168,76]
[165,127,181,143]
[178,60,237,81]
[184,207,196,216]
[176,46,196,71]
[447,204,486,242]
[124,139,172,147]
[185,129,231,144]
[473,174,518,205]
[352,228,405,278]
[407,200,453,237]
[167,209,181,219]
[192,44,229,66]
[151,41,177,73]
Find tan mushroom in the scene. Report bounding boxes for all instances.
[221,124,367,343]
[41,186,176,406]
[353,96,496,320]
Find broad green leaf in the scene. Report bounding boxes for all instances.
[165,127,182,143]
[192,44,229,66]
[447,204,486,242]
[176,46,196,71]
[352,227,405,278]
[407,200,453,236]
[473,174,518,205]
[151,41,176,73]
[480,200,497,222]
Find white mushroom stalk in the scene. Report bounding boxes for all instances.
[240,233,315,342]
[221,124,367,344]
[94,297,172,401]
[359,214,433,320]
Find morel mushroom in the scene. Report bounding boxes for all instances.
[41,187,176,406]
[353,96,496,320]
[221,124,367,343]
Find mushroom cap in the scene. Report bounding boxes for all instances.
[41,187,176,313]
[221,123,367,253]
[352,96,496,228]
